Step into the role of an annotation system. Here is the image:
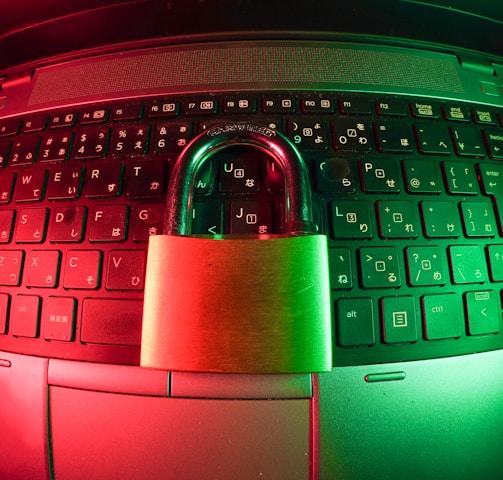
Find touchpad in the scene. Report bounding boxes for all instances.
[50,386,311,480]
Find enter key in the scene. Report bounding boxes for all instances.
[478,163,503,234]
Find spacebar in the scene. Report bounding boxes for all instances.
[81,298,143,346]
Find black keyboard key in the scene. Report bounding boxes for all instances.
[472,108,496,125]
[460,201,497,237]
[192,201,223,235]
[442,161,479,195]
[339,98,372,115]
[48,206,86,242]
[147,101,180,118]
[185,99,218,115]
[483,131,503,159]
[301,97,334,114]
[132,203,165,240]
[0,293,9,334]
[314,157,355,194]
[106,249,146,291]
[421,201,462,238]
[74,127,110,159]
[24,250,61,287]
[111,125,150,156]
[230,200,273,234]
[80,108,108,125]
[84,163,123,198]
[381,296,417,344]
[43,296,76,341]
[0,250,24,286]
[112,104,143,121]
[23,116,48,133]
[359,158,400,193]
[223,96,256,114]
[46,166,83,200]
[331,201,372,239]
[0,210,14,243]
[288,120,329,151]
[11,294,41,338]
[465,290,500,335]
[336,297,375,347]
[125,161,167,198]
[14,208,48,243]
[219,151,261,193]
[443,104,470,122]
[40,132,73,162]
[262,95,295,113]
[375,99,408,117]
[332,120,372,152]
[89,205,128,242]
[359,246,401,288]
[9,136,40,166]
[406,246,446,286]
[450,126,485,157]
[153,122,192,155]
[63,250,102,289]
[266,159,284,192]
[414,124,452,155]
[328,248,352,290]
[422,293,462,340]
[0,140,10,167]
[478,164,503,232]
[377,200,419,238]
[49,113,77,129]
[0,119,20,137]
[487,245,503,281]
[14,170,47,203]
[374,121,414,153]
[0,173,15,203]
[410,101,440,119]
[449,245,486,284]
[402,160,442,194]
[81,298,142,346]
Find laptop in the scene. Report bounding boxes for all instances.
[0,0,502,478]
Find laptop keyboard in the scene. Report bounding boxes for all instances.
[0,91,502,367]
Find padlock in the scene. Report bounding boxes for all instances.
[141,123,332,373]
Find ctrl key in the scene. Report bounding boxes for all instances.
[422,293,462,340]
[336,297,375,347]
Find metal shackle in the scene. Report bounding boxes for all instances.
[164,123,317,236]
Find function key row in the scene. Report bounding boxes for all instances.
[1,93,502,137]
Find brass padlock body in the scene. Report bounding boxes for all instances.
[141,234,332,373]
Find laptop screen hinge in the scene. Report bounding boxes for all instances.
[457,54,496,76]
[1,70,33,90]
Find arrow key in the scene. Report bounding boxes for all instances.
[465,290,500,335]
[487,245,503,281]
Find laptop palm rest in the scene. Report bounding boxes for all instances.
[318,349,503,479]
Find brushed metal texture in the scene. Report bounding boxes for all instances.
[141,234,332,373]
